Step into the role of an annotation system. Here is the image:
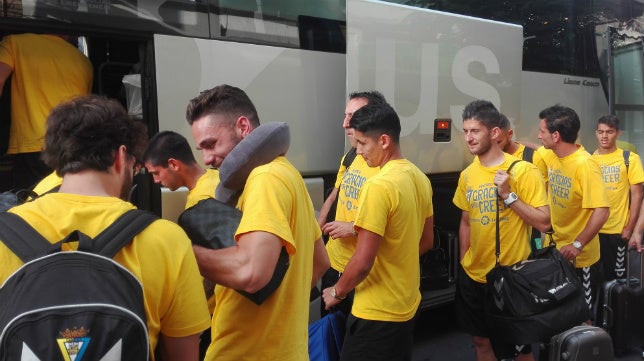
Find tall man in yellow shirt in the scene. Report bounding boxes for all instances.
[0,95,211,360]
[322,101,434,361]
[453,100,550,361]
[0,33,93,190]
[537,104,609,320]
[187,84,329,361]
[591,115,644,281]
[317,90,385,317]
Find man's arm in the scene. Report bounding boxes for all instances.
[496,168,551,232]
[321,228,380,309]
[192,231,282,293]
[458,211,470,261]
[317,187,339,227]
[311,237,330,288]
[622,183,643,240]
[630,200,644,251]
[419,216,434,256]
[158,334,201,361]
[560,207,609,260]
[0,62,12,97]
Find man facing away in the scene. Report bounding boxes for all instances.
[186,84,329,361]
[317,90,386,317]
[143,130,220,209]
[453,100,550,361]
[0,95,211,360]
[0,33,93,190]
[591,115,644,281]
[322,101,434,361]
[535,105,609,319]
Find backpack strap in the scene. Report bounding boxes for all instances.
[0,212,56,262]
[92,209,158,258]
[522,146,534,163]
[342,147,358,168]
[623,150,630,172]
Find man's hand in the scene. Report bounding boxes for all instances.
[629,231,643,252]
[321,287,342,310]
[321,221,356,239]
[494,169,511,199]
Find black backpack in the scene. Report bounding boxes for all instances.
[0,209,157,361]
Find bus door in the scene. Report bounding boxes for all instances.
[601,26,644,152]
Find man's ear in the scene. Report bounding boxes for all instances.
[167,158,180,170]
[236,116,252,138]
[380,134,391,150]
[490,127,502,141]
[114,145,129,173]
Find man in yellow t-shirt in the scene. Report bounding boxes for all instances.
[0,95,211,360]
[0,33,93,190]
[537,105,609,319]
[591,115,644,281]
[143,130,220,209]
[453,100,550,361]
[318,91,385,317]
[187,85,329,361]
[322,102,434,361]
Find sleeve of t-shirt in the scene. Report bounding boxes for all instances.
[628,152,644,185]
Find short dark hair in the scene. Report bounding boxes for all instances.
[143,131,197,167]
[43,95,148,176]
[462,100,502,129]
[185,84,260,127]
[349,102,401,143]
[538,105,580,143]
[349,90,387,106]
[597,114,620,130]
[499,113,511,130]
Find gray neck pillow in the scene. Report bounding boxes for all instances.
[215,122,290,205]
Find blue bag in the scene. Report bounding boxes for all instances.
[308,311,347,361]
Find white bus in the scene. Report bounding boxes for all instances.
[2,0,642,310]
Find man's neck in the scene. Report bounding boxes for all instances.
[478,146,506,168]
[59,170,121,197]
[185,165,206,190]
[553,142,578,158]
[596,145,617,155]
[505,141,519,155]
[379,148,403,167]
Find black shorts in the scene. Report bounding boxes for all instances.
[340,314,415,361]
[599,233,627,281]
[455,266,531,359]
[573,260,603,320]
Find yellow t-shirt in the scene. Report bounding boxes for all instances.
[352,159,433,322]
[592,149,644,234]
[1,194,211,356]
[0,34,93,154]
[541,146,609,267]
[327,154,379,272]
[453,153,549,283]
[206,156,321,361]
[31,171,63,196]
[533,146,551,185]
[185,168,220,209]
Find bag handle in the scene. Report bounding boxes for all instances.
[92,209,158,258]
[0,212,57,262]
[494,160,521,266]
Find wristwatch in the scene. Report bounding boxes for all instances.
[572,240,583,251]
[331,286,346,300]
[503,192,519,206]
